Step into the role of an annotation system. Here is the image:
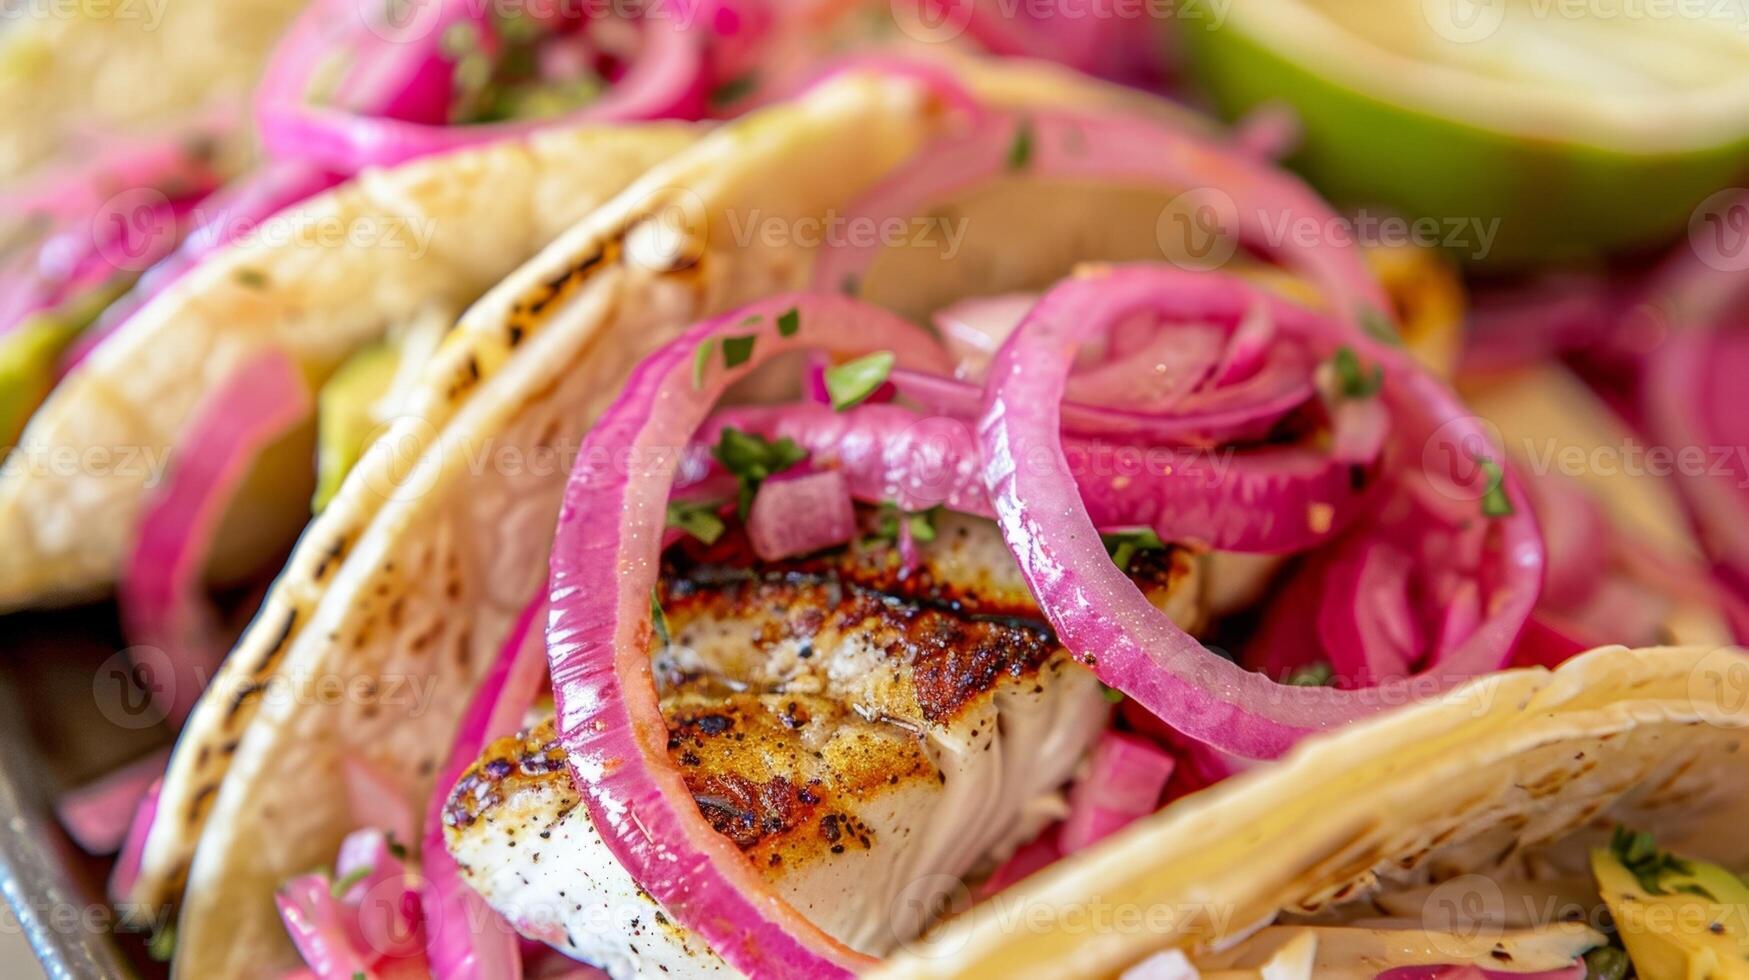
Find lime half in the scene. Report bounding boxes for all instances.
[1184,0,1749,266]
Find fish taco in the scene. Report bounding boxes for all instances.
[128,56,1558,979]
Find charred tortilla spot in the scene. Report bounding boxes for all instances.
[225,682,265,722]
[312,535,349,581]
[187,785,217,825]
[253,608,299,675]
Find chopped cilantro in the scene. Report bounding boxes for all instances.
[385,833,408,861]
[1329,346,1383,400]
[1099,683,1125,704]
[865,503,940,547]
[666,499,727,545]
[1006,117,1035,172]
[777,307,800,337]
[1360,307,1402,346]
[722,334,756,368]
[1101,527,1166,572]
[708,72,759,109]
[1478,457,1514,517]
[824,351,895,411]
[331,865,371,898]
[691,338,716,389]
[651,589,671,649]
[1284,662,1335,687]
[712,427,806,517]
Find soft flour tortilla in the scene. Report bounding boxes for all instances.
[0,123,698,610]
[0,0,306,180]
[153,62,1274,977]
[872,644,1749,979]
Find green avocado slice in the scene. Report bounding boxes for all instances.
[1592,828,1749,980]
[311,342,399,514]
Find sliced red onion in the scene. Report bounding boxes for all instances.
[933,293,1038,379]
[335,829,426,962]
[55,749,169,855]
[1315,538,1421,687]
[1460,272,1619,375]
[814,107,1389,333]
[548,294,956,978]
[691,403,1369,554]
[0,132,222,358]
[1377,966,1584,980]
[257,0,706,171]
[917,0,1172,86]
[980,266,1541,759]
[1645,323,1749,627]
[423,592,548,980]
[277,874,379,980]
[66,161,344,367]
[107,778,161,904]
[745,470,855,561]
[119,350,313,725]
[975,831,1063,899]
[1059,733,1174,853]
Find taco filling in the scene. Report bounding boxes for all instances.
[445,511,1202,967]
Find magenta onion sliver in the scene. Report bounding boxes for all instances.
[277,872,381,979]
[119,350,312,725]
[979,266,1541,759]
[745,470,856,561]
[1645,324,1749,620]
[257,0,706,171]
[107,777,162,904]
[422,592,548,980]
[547,295,955,978]
[1059,732,1174,852]
[55,748,169,856]
[690,401,1370,554]
[66,161,344,368]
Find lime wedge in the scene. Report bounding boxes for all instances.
[1184,0,1749,265]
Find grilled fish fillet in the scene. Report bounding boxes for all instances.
[445,513,1206,977]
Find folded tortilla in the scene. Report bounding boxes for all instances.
[146,60,1235,977]
[872,642,1749,979]
[0,0,306,180]
[0,123,699,610]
